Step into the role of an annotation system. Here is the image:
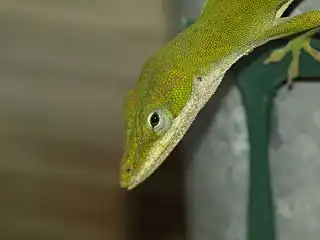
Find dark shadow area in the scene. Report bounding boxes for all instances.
[125,147,187,240]
[282,0,303,17]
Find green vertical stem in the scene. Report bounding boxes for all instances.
[239,89,276,240]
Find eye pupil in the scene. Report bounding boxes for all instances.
[149,112,160,127]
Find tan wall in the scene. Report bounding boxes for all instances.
[0,1,167,239]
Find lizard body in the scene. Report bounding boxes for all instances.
[120,0,320,190]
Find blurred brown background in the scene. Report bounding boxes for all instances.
[0,1,186,239]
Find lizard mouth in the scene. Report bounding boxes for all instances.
[125,130,178,190]
[119,126,177,190]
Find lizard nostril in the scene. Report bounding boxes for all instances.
[126,166,133,173]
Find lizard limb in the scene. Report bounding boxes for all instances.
[261,10,320,87]
[264,27,320,87]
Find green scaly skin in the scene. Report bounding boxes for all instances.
[120,0,320,190]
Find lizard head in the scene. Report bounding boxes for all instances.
[119,17,231,190]
[119,55,194,190]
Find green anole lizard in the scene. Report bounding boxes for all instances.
[120,0,320,190]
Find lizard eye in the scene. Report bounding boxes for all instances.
[147,109,172,134]
[149,112,160,127]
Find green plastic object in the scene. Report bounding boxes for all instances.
[236,38,320,240]
[183,18,320,240]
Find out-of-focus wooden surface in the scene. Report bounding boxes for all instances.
[0,1,167,239]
